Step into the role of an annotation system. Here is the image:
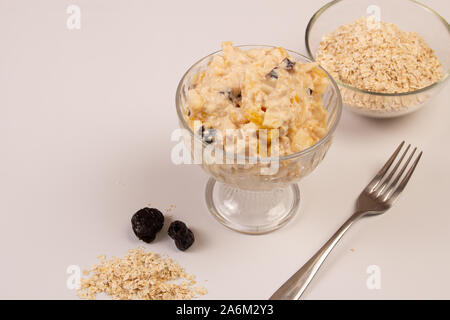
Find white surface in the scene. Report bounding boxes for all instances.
[0,0,449,299]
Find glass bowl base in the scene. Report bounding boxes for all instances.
[205,178,300,234]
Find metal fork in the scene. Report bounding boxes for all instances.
[270,141,423,300]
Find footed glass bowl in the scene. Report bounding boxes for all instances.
[175,46,342,234]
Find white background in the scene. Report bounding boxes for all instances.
[0,0,449,299]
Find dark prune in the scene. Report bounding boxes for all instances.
[168,220,188,239]
[266,68,278,79]
[229,90,242,107]
[139,232,156,243]
[198,125,204,135]
[131,208,164,243]
[198,125,216,144]
[168,221,195,251]
[226,89,234,102]
[174,229,195,251]
[204,128,216,143]
[220,89,242,105]
[281,58,295,71]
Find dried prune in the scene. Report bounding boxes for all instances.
[174,229,195,251]
[198,125,205,138]
[168,220,188,239]
[168,220,195,251]
[220,89,242,106]
[197,126,204,138]
[198,125,216,144]
[131,208,164,243]
[266,68,278,79]
[139,232,156,243]
[227,90,234,102]
[230,90,242,108]
[281,58,295,71]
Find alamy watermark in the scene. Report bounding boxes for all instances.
[66,5,81,30]
[366,5,381,29]
[366,264,381,290]
[66,265,81,290]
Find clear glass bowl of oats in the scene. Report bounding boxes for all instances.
[305,0,450,118]
[175,45,342,234]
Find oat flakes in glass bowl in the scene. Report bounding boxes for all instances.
[305,0,450,118]
[175,45,342,234]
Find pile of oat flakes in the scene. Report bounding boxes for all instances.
[78,248,206,300]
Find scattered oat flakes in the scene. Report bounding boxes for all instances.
[166,204,176,213]
[77,247,206,300]
[194,286,208,295]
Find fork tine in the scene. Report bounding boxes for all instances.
[385,151,423,203]
[366,141,405,192]
[386,147,417,193]
[376,144,411,195]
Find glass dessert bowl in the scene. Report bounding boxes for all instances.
[175,45,342,234]
[305,0,450,118]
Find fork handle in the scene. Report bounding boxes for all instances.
[269,212,362,300]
